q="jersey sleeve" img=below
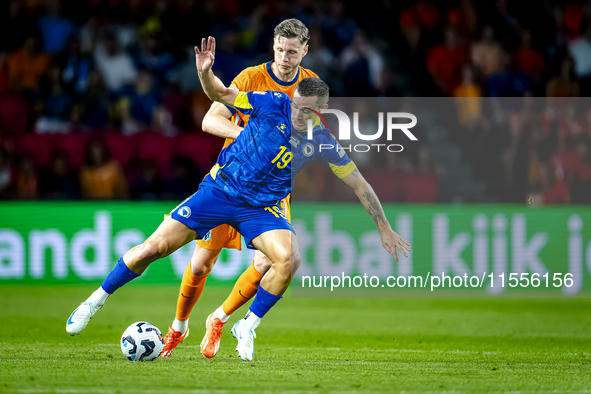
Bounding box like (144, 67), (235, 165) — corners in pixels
(232, 91), (287, 118)
(224, 69), (253, 115)
(320, 134), (357, 179)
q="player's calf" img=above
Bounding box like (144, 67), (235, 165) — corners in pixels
(124, 236), (169, 273)
(230, 232), (300, 359)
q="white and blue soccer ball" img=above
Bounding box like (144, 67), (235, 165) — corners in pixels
(120, 321), (164, 362)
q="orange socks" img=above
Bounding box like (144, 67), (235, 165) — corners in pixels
(175, 264), (208, 321)
(175, 260), (263, 322)
(222, 261), (264, 315)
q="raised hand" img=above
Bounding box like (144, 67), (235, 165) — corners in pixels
(194, 36), (216, 72)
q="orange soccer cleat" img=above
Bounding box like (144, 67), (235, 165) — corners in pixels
(200, 313), (226, 358)
(160, 325), (189, 357)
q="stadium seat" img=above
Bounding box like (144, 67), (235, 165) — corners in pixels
(103, 133), (135, 169)
(54, 134), (89, 168)
(175, 134), (222, 172)
(135, 131), (175, 173)
(16, 134), (56, 167)
(0, 94), (28, 135)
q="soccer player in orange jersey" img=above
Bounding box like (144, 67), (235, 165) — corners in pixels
(161, 19), (318, 358)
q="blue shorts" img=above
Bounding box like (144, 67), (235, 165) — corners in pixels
(170, 186), (292, 250)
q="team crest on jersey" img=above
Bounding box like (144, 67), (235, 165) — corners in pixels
(303, 143), (314, 157)
(203, 230), (212, 242)
(178, 206), (192, 218)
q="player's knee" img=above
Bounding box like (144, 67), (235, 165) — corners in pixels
(253, 254), (272, 274)
(271, 247), (299, 278)
(190, 247), (220, 276)
(139, 236), (168, 262)
(191, 259), (215, 276)
(191, 265), (212, 276)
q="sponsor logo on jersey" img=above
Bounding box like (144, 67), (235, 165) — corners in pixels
(276, 123), (287, 133)
(203, 230), (212, 241)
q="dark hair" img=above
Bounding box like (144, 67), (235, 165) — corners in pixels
(274, 19), (310, 45)
(296, 77), (329, 106)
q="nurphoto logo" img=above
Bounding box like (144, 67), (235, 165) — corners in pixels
(306, 108), (418, 153)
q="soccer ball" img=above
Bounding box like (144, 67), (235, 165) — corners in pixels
(120, 321), (164, 362)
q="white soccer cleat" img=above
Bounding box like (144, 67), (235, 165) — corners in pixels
(231, 320), (256, 361)
(66, 301), (102, 336)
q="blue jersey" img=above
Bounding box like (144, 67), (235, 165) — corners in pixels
(290, 125), (356, 180)
(201, 91), (356, 207)
(202, 91), (293, 207)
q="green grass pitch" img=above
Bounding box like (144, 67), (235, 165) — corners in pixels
(0, 284), (590, 393)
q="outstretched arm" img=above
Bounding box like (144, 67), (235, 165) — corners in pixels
(195, 37), (239, 107)
(341, 168), (411, 262)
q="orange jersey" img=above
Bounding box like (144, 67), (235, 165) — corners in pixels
(220, 61), (318, 149)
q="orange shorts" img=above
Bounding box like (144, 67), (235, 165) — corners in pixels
(196, 195), (291, 251)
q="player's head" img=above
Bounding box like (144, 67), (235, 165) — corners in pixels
(291, 77), (329, 131)
(273, 19), (310, 74)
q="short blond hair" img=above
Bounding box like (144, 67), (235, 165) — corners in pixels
(274, 19), (310, 45)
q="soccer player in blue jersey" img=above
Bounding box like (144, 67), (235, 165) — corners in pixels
(66, 36), (302, 337)
(198, 44), (411, 360)
(66, 37), (410, 359)
(226, 87), (411, 360)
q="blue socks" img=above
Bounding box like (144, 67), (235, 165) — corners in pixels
(249, 286), (282, 318)
(101, 258), (141, 294)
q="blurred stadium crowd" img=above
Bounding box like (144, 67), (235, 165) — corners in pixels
(0, 0), (589, 204)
